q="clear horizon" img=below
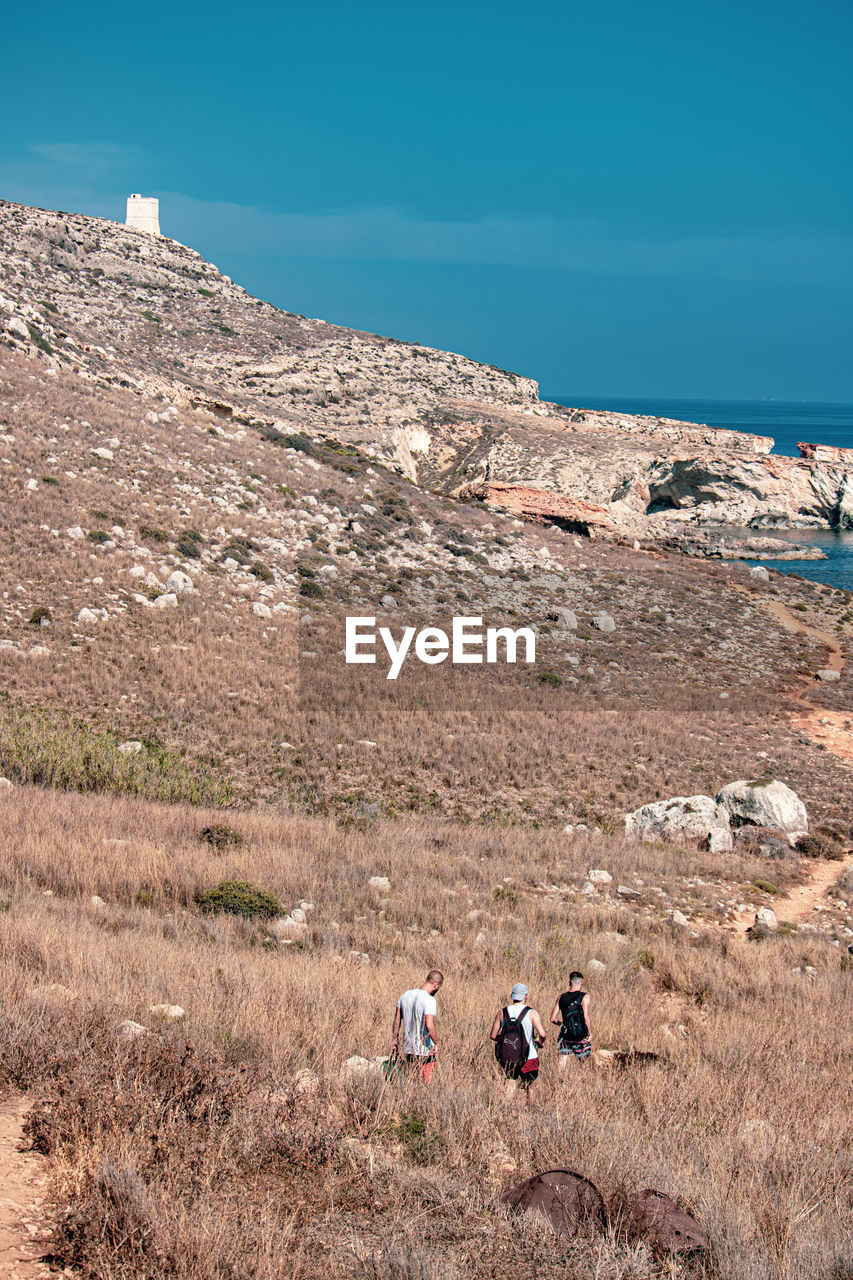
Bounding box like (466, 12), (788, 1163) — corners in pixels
(2, 0), (851, 402)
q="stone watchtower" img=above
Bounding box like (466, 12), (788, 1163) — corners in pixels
(126, 194), (160, 235)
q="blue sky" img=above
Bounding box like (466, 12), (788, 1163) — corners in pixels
(2, 0), (851, 401)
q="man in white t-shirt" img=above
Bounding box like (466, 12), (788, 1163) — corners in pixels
(391, 970), (443, 1082)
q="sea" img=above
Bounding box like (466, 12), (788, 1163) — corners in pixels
(548, 396), (853, 591)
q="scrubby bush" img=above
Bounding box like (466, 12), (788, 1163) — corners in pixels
(299, 581), (324, 599)
(199, 824), (244, 851)
(796, 833), (845, 860)
(195, 880), (280, 918)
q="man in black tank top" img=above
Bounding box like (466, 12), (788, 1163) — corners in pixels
(550, 971), (591, 1070)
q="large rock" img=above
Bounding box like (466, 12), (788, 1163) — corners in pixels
(625, 795), (733, 852)
(500, 1170), (607, 1238)
(165, 569), (194, 594)
(626, 1189), (707, 1256)
(716, 780), (808, 838)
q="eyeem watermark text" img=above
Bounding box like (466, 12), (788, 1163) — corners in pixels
(345, 616), (536, 680)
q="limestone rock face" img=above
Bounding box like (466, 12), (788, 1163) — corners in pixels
(716, 780), (808, 838)
(625, 795), (733, 852)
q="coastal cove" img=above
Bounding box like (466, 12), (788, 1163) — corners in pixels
(551, 396), (853, 589)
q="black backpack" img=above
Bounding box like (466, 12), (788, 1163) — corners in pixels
(495, 1006), (530, 1068)
(561, 993), (587, 1042)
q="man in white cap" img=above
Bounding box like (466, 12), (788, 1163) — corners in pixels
(490, 982), (547, 1105)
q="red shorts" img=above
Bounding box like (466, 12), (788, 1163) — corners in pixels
(405, 1053), (436, 1082)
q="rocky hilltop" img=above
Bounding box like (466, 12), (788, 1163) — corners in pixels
(1, 198), (851, 554)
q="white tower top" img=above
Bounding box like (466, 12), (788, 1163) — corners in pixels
(126, 194), (160, 235)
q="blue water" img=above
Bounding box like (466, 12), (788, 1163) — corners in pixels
(547, 395), (853, 591)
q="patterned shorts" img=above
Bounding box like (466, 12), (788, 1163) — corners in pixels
(559, 1037), (592, 1058)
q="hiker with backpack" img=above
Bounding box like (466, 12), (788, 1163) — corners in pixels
(391, 970), (443, 1082)
(490, 983), (547, 1104)
(550, 971), (592, 1068)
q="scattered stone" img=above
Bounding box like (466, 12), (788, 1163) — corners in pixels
(149, 1004), (185, 1020)
(587, 869), (612, 884)
(755, 906), (778, 930)
(252, 601), (273, 618)
(67, 525), (85, 540)
(0, 777), (12, 791)
(671, 910), (690, 928)
(117, 1019), (152, 1041)
(617, 884), (642, 899)
(118, 740), (143, 754)
(348, 950), (370, 964)
(290, 907), (307, 923)
(92, 446), (114, 461)
(5, 314), (30, 339)
(268, 915), (307, 941)
(76, 607), (99, 623)
(380, 595), (397, 608)
(625, 795), (732, 852)
(716, 779), (808, 838)
(554, 607), (578, 630)
(340, 1055), (380, 1079)
(749, 566), (770, 581)
(816, 668), (840, 682)
(293, 1067), (320, 1096)
(90, 895), (106, 907)
(153, 592), (179, 609)
(501, 1170), (607, 1238)
(368, 875), (390, 892)
(592, 612), (616, 632)
(588, 959), (606, 973)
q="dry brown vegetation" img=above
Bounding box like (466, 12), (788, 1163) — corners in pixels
(0, 786), (852, 1279)
(2, 211), (853, 1279)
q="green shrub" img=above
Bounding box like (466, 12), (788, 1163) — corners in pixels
(537, 671), (563, 687)
(199, 824), (244, 851)
(141, 311), (161, 324)
(249, 562), (273, 582)
(196, 880), (280, 919)
(41, 476), (60, 486)
(28, 607), (52, 627)
(299, 581), (324, 599)
(139, 525), (170, 544)
(197, 287), (215, 297)
(87, 530), (111, 545)
(296, 565), (316, 579)
(176, 531), (203, 559)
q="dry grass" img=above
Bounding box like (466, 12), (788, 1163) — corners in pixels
(0, 785), (851, 1279)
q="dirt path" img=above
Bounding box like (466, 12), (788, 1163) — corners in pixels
(0, 1096), (53, 1280)
(757, 597), (853, 763)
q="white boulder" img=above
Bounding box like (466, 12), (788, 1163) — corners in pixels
(587, 869), (612, 884)
(153, 592), (178, 609)
(716, 779), (808, 838)
(164, 570), (194, 595)
(625, 795), (733, 852)
(76, 608), (99, 624)
(554, 607), (578, 630)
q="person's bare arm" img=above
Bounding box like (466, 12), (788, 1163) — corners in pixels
(424, 1013), (438, 1051)
(391, 1004), (401, 1052)
(489, 1009), (503, 1041)
(549, 999), (562, 1026)
(530, 1009), (547, 1046)
(582, 993), (591, 1037)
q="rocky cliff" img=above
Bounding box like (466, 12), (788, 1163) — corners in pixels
(1, 198), (850, 550)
